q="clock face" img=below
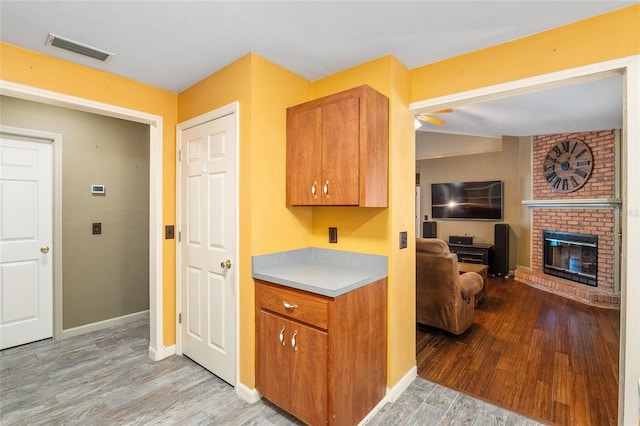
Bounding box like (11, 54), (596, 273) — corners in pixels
(543, 139), (593, 193)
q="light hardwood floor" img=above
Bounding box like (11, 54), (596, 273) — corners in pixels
(1, 318), (542, 425)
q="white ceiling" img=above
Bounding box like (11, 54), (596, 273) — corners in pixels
(414, 75), (623, 137)
(0, 1), (634, 137)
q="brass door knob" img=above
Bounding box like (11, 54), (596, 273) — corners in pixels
(40, 246), (50, 254)
(220, 259), (232, 269)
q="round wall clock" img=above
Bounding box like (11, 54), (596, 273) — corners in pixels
(542, 138), (593, 193)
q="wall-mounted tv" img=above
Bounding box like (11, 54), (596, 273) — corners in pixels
(431, 180), (504, 220)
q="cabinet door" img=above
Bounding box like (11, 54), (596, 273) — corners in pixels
(257, 310), (291, 412)
(321, 96), (360, 205)
(289, 322), (328, 426)
(286, 106), (322, 206)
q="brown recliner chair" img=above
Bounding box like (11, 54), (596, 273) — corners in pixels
(416, 238), (484, 335)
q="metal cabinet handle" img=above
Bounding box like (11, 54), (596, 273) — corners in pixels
(279, 325), (286, 346)
(323, 180), (330, 199)
(282, 302), (298, 310)
(311, 181), (318, 199)
(291, 330), (298, 352)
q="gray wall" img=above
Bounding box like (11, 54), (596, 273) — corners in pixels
(1, 96), (150, 329)
(416, 133), (531, 270)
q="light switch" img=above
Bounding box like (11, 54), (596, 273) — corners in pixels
(399, 231), (408, 249)
(165, 225), (175, 240)
(92, 222), (102, 235)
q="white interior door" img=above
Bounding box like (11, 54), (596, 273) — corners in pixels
(180, 113), (237, 385)
(0, 135), (53, 350)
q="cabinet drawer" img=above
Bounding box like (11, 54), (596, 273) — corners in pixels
(256, 281), (329, 330)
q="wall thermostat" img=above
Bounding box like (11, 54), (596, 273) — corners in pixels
(91, 184), (106, 195)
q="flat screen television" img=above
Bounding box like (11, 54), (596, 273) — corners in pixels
(431, 180), (503, 220)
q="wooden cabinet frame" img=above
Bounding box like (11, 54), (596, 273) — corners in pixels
(286, 85), (389, 207)
(256, 278), (387, 425)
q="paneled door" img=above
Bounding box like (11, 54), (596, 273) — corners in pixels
(179, 113), (237, 385)
(0, 135), (53, 350)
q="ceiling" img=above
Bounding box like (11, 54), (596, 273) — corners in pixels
(0, 1), (635, 137)
(414, 75), (623, 138)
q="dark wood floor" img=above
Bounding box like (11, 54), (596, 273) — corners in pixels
(417, 275), (620, 426)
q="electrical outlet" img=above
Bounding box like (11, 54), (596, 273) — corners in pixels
(329, 227), (338, 244)
(399, 231), (408, 249)
(165, 225), (175, 239)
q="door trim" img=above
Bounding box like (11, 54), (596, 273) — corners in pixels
(409, 54), (640, 425)
(0, 80), (165, 360)
(175, 102), (240, 382)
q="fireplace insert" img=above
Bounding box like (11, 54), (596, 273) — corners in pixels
(543, 230), (597, 287)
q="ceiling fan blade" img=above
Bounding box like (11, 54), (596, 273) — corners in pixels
(425, 108), (453, 114)
(416, 115), (446, 126)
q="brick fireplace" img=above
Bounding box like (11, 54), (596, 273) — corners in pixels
(515, 130), (621, 309)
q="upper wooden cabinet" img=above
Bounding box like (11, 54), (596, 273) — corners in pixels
(286, 85), (389, 207)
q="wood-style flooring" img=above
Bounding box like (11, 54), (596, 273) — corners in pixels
(0, 317), (543, 425)
(417, 276), (620, 426)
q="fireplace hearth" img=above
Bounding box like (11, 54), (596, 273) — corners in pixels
(543, 230), (598, 287)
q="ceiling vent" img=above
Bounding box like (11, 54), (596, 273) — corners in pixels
(45, 33), (113, 62)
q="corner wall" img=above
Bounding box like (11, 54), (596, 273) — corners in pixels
(178, 53), (312, 387)
(310, 55), (416, 388)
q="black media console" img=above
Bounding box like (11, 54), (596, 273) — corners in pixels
(449, 243), (494, 272)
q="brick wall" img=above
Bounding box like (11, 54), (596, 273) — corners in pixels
(533, 130), (616, 199)
(531, 209), (616, 292)
(530, 130), (617, 294)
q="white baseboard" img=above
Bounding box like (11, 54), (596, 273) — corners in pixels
(236, 382), (261, 404)
(358, 392), (390, 425)
(148, 345), (163, 361)
(148, 343), (175, 361)
(60, 310), (149, 340)
(358, 365), (417, 425)
(164, 344), (176, 356)
(386, 365), (417, 403)
(233, 366), (417, 423)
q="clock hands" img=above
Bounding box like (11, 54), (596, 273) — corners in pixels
(543, 139), (593, 193)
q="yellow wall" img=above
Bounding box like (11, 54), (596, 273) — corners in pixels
(309, 55), (415, 386)
(0, 42), (179, 345)
(179, 53), (416, 389)
(410, 4), (640, 101)
(178, 53), (312, 386)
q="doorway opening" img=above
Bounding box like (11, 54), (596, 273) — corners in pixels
(0, 80), (165, 360)
(410, 56), (639, 423)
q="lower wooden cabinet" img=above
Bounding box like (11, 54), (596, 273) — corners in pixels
(256, 278), (387, 426)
